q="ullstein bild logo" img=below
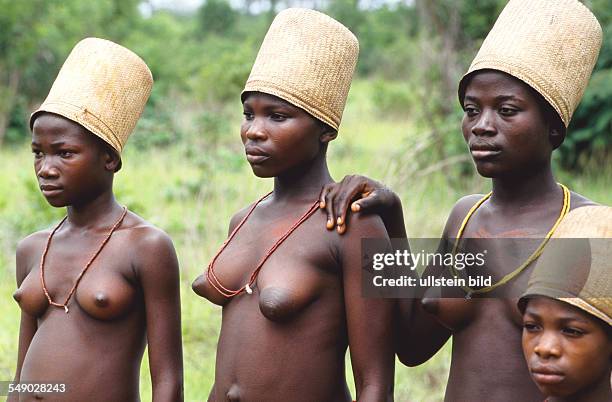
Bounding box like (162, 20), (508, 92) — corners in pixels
(361, 237), (612, 299)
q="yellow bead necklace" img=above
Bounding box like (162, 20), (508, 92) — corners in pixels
(451, 183), (570, 299)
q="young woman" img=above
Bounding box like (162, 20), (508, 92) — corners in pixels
(318, 0), (603, 401)
(192, 9), (395, 402)
(519, 206), (611, 402)
(11, 38), (183, 402)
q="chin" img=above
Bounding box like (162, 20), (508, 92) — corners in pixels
(249, 164), (275, 178)
(43, 196), (68, 208)
(474, 165), (497, 178)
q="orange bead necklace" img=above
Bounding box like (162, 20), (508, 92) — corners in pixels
(40, 207), (128, 313)
(206, 191), (320, 298)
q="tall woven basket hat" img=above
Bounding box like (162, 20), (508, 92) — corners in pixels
(242, 8), (359, 131)
(459, 0), (602, 127)
(30, 37), (153, 155)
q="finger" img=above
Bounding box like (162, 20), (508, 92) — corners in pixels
(336, 225), (344, 234)
(335, 178), (367, 227)
(320, 184), (333, 209)
(350, 190), (381, 213)
(323, 187), (336, 230)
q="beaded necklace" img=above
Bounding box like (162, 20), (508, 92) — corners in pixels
(206, 191), (321, 298)
(40, 207), (128, 313)
(451, 183), (570, 299)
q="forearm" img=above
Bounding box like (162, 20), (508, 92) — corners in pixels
(152, 376), (183, 402)
(356, 382), (394, 402)
(395, 300), (451, 366)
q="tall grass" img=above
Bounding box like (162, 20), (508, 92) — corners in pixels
(0, 80), (609, 401)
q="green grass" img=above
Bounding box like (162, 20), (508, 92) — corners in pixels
(0, 80), (609, 401)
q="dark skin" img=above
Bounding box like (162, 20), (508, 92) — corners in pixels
(523, 297), (611, 402)
(11, 113), (183, 402)
(319, 71), (597, 401)
(192, 92), (395, 402)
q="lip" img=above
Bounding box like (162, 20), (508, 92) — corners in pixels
(530, 367), (565, 385)
(40, 184), (63, 197)
(469, 143), (502, 160)
(245, 146), (271, 165)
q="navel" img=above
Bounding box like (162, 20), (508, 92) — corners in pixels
(226, 383), (241, 402)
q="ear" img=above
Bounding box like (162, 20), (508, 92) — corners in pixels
(104, 149), (122, 172)
(549, 126), (566, 150)
(320, 130), (338, 144)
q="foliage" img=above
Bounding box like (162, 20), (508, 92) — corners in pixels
(562, 0), (612, 169)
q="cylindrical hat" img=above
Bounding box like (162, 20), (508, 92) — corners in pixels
(30, 37), (153, 154)
(242, 8), (359, 131)
(519, 206), (612, 325)
(458, 0), (602, 127)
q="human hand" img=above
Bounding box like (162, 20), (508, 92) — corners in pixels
(319, 175), (397, 234)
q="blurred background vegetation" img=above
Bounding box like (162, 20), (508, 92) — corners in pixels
(0, 0), (610, 401)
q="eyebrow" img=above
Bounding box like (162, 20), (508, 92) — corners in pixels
(524, 311), (590, 325)
(30, 141), (69, 148)
(464, 95), (524, 103)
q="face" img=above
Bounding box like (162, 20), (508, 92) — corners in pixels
(461, 70), (558, 178)
(240, 93), (335, 178)
(522, 297), (611, 398)
(31, 113), (118, 207)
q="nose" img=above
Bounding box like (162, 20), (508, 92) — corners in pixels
(471, 109), (497, 136)
(36, 156), (59, 179)
(244, 117), (267, 141)
(533, 331), (561, 359)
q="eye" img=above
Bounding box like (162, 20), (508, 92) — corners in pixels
(464, 106), (479, 117)
(499, 106), (518, 116)
(561, 327), (585, 337)
(243, 111), (254, 120)
(270, 113), (287, 121)
(523, 322), (540, 332)
(32, 150), (43, 159)
(59, 150), (74, 158)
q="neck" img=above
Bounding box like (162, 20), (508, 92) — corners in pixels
(273, 151), (333, 203)
(65, 190), (122, 229)
(490, 165), (559, 207)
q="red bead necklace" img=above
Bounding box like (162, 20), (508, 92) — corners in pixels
(206, 191), (321, 298)
(40, 207), (128, 313)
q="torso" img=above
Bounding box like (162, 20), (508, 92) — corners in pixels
(13, 213), (158, 402)
(424, 191), (595, 402)
(195, 198), (352, 402)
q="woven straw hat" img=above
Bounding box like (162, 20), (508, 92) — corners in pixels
(459, 0), (602, 127)
(519, 206), (612, 326)
(31, 37), (153, 154)
(242, 8), (359, 131)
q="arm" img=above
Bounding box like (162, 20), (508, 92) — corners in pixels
(137, 229), (184, 402)
(9, 239), (39, 402)
(342, 214), (395, 402)
(395, 195), (484, 366)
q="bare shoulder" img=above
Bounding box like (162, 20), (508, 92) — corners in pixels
(228, 201), (257, 234)
(443, 194), (487, 238)
(342, 213), (388, 240)
(122, 211), (175, 253)
(16, 230), (52, 282)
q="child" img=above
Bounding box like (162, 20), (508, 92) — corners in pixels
(520, 206), (611, 402)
